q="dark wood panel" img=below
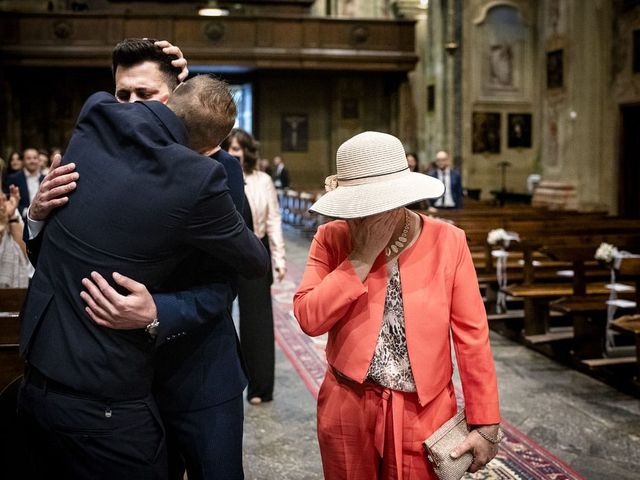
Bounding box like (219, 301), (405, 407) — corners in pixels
(0, 13), (417, 72)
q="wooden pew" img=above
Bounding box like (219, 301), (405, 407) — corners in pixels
(0, 288), (27, 477)
(499, 235), (639, 337)
(544, 246), (635, 361)
(610, 257), (640, 379)
(0, 288), (26, 392)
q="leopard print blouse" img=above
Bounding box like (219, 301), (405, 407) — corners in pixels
(366, 258), (417, 392)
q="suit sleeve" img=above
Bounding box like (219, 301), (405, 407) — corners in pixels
(293, 226), (367, 336)
(152, 281), (235, 345)
(449, 228), (500, 424)
(24, 223), (44, 266)
(185, 161), (269, 278)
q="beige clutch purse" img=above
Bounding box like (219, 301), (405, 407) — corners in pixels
(423, 409), (472, 480)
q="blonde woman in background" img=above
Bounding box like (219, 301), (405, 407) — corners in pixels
(223, 128), (286, 405)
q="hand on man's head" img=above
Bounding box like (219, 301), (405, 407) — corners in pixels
(154, 40), (189, 82)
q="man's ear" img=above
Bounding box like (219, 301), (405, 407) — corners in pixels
(160, 91), (171, 104)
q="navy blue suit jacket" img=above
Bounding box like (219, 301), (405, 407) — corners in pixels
(427, 168), (464, 209)
(20, 92), (269, 400)
(3, 170), (44, 217)
(152, 149), (250, 411)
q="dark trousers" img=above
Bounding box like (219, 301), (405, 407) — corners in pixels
(18, 371), (167, 480)
(237, 237), (275, 401)
(165, 393), (244, 480)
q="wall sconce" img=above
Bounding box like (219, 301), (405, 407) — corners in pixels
(445, 41), (458, 55)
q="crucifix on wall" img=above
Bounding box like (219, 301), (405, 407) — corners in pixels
(281, 114), (308, 152)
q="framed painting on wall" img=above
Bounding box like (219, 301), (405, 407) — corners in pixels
(281, 113), (308, 152)
(546, 49), (564, 89)
(507, 113), (532, 148)
(472, 112), (501, 154)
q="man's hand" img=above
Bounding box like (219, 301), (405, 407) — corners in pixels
(450, 425), (501, 473)
(29, 154), (79, 221)
(155, 40), (189, 82)
(80, 271), (158, 330)
(275, 266), (286, 282)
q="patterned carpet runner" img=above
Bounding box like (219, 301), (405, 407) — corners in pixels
(272, 259), (584, 480)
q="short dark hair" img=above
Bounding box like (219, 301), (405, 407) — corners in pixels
(112, 38), (181, 90)
(222, 128), (258, 174)
(167, 75), (237, 152)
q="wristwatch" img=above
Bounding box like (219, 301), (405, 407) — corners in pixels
(145, 318), (160, 338)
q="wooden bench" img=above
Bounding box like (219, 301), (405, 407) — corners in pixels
(611, 315), (640, 379)
(546, 248), (638, 363)
(0, 288), (26, 393)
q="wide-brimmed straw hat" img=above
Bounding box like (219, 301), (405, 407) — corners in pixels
(310, 131), (445, 219)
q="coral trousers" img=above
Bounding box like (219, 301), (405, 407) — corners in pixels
(317, 368), (457, 480)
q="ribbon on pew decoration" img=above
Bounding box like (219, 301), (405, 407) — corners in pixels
(603, 251), (640, 356)
(487, 229), (520, 314)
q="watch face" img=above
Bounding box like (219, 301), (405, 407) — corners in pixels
(146, 319), (159, 337)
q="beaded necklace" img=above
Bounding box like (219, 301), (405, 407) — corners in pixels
(385, 210), (410, 257)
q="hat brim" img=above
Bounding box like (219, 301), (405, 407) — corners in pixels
(309, 172), (445, 219)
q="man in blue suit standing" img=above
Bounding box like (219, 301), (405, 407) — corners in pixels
(24, 39), (253, 480)
(2, 148), (44, 218)
(427, 150), (464, 209)
(19, 72), (269, 479)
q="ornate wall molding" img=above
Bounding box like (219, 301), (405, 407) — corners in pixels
(0, 12), (417, 72)
(473, 0), (532, 26)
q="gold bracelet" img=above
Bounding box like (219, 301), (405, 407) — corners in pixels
(475, 427), (504, 444)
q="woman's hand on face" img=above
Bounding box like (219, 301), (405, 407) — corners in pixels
(347, 211), (399, 264)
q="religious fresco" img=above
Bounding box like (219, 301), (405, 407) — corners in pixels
(473, 3), (532, 103)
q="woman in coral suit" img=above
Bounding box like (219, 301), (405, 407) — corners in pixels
(294, 131), (501, 479)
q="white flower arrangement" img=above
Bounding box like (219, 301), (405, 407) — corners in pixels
(487, 228), (520, 246)
(595, 242), (619, 264)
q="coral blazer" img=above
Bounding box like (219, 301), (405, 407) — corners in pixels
(293, 214), (500, 424)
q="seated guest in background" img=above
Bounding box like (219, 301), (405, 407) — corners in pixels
(258, 157), (273, 176)
(427, 150), (464, 209)
(49, 147), (62, 161)
(24, 39), (254, 480)
(294, 131), (501, 479)
(6, 151), (23, 178)
(223, 128), (286, 405)
(273, 154), (290, 190)
(3, 148), (44, 218)
(405, 151), (426, 209)
(38, 150), (51, 175)
(406, 151), (419, 172)
(18, 74), (269, 478)
(0, 185), (30, 288)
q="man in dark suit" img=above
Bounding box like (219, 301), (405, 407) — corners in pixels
(2, 148), (44, 218)
(427, 150), (464, 209)
(24, 39), (252, 480)
(273, 154), (290, 189)
(18, 75), (269, 479)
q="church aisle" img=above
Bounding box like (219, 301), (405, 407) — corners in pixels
(241, 229), (640, 479)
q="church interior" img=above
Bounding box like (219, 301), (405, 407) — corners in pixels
(0, 1), (639, 479)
